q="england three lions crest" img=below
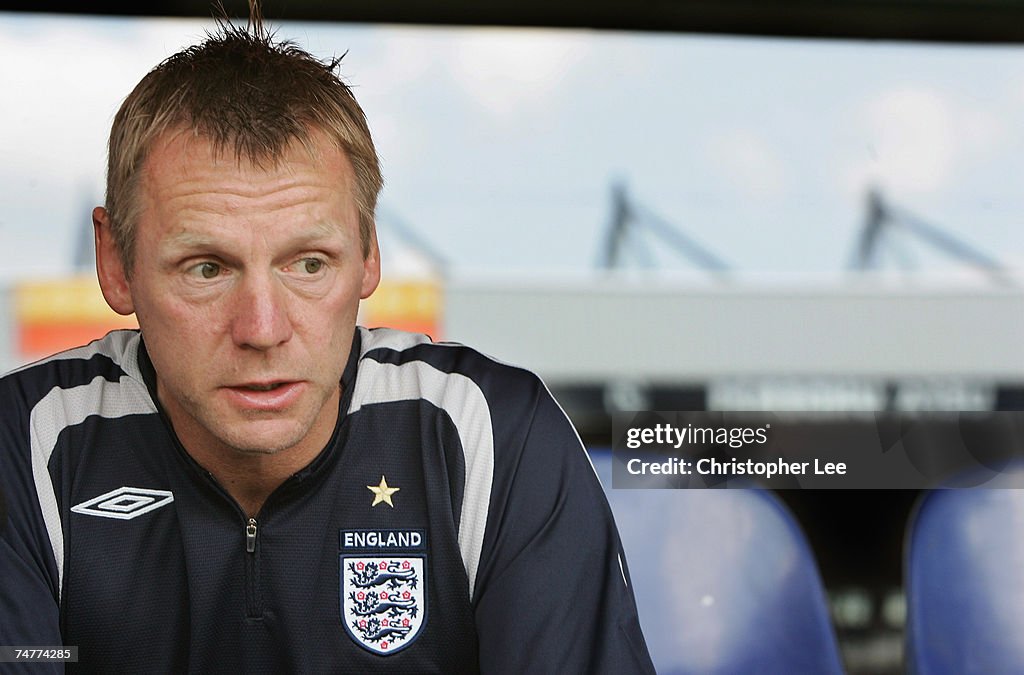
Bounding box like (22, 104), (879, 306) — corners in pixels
(341, 555), (426, 655)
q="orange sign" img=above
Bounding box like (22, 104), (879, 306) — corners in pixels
(358, 280), (441, 339)
(15, 276), (137, 359)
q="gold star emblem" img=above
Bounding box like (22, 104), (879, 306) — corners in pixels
(367, 475), (400, 508)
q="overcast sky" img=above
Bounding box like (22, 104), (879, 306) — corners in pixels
(2, 12), (1024, 282)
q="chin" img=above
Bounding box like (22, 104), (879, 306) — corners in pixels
(218, 420), (311, 456)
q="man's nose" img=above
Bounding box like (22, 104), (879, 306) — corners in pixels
(229, 271), (293, 350)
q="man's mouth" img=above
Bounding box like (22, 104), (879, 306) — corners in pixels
(223, 380), (305, 411)
(241, 382), (288, 391)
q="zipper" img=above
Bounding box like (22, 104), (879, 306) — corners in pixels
(244, 517), (262, 617)
(246, 518), (258, 553)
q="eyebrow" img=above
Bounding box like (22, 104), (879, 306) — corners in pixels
(164, 230), (218, 251)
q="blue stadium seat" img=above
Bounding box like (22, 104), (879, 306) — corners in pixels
(906, 488), (1024, 674)
(588, 449), (844, 675)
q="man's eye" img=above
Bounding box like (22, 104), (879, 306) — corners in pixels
(191, 262), (221, 279)
(301, 258), (324, 274)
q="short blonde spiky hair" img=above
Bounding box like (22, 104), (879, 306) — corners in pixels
(105, 14), (382, 271)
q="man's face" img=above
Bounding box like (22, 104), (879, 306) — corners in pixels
(95, 129), (379, 460)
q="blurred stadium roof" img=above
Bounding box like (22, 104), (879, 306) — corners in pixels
(7, 0), (1024, 43)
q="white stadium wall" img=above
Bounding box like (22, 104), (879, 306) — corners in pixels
(443, 277), (1024, 395)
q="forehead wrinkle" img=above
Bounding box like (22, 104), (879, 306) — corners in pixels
(162, 214), (347, 252)
(141, 168), (345, 239)
(137, 131), (360, 257)
(151, 170), (334, 208)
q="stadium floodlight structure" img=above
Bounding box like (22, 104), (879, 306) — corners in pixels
(598, 181), (730, 278)
(849, 187), (1012, 286)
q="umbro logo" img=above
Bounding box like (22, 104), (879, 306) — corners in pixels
(71, 487), (174, 520)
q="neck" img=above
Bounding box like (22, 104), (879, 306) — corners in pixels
(203, 450), (309, 517)
(169, 405), (340, 518)
(182, 413), (338, 517)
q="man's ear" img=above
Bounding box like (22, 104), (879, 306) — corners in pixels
(93, 207), (135, 316)
(360, 227), (381, 300)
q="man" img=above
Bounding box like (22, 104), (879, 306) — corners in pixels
(0, 12), (654, 674)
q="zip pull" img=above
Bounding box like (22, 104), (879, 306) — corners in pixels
(246, 518), (258, 553)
